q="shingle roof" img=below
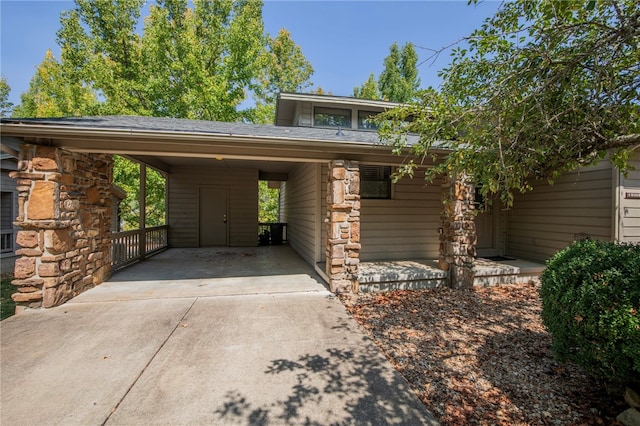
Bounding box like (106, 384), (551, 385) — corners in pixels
(1, 115), (441, 149)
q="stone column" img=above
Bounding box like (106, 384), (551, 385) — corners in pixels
(325, 160), (361, 293)
(438, 172), (476, 288)
(10, 145), (113, 311)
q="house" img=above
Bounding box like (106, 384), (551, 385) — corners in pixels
(0, 92), (638, 310)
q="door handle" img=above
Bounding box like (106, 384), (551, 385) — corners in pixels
(223, 214), (227, 223)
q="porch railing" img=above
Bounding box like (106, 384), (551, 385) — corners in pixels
(111, 225), (168, 271)
(1, 229), (14, 254)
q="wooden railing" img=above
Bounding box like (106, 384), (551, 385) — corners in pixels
(111, 225), (168, 271)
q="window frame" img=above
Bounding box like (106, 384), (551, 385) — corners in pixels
(359, 165), (392, 200)
(357, 110), (380, 130)
(313, 106), (352, 128)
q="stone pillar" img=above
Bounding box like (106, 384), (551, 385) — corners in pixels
(325, 160), (361, 293)
(10, 145), (113, 311)
(438, 172), (476, 288)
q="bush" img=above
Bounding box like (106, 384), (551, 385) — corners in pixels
(540, 239), (640, 385)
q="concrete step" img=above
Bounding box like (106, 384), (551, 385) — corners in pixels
(357, 260), (448, 293)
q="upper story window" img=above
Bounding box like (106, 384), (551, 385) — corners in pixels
(357, 110), (380, 130)
(360, 165), (392, 199)
(314, 107), (351, 128)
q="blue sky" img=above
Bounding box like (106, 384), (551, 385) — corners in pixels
(0, 0), (501, 108)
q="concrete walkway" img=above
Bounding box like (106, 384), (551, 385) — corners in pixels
(1, 246), (438, 425)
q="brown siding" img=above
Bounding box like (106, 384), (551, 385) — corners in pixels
(359, 170), (442, 261)
(507, 161), (613, 262)
(281, 163), (320, 265)
(168, 167), (258, 247)
(618, 151), (640, 242)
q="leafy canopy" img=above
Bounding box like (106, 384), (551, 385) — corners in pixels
(379, 0), (640, 206)
(14, 0), (313, 123)
(353, 42), (420, 102)
(0, 76), (14, 118)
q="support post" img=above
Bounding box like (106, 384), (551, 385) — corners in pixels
(325, 160), (361, 293)
(439, 172), (477, 288)
(10, 145), (113, 311)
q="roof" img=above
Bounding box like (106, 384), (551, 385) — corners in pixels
(0, 115), (402, 145)
(0, 115), (450, 169)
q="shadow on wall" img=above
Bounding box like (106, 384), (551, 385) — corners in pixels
(214, 346), (438, 425)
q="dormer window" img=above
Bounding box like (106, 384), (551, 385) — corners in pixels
(358, 110), (380, 130)
(314, 107), (351, 128)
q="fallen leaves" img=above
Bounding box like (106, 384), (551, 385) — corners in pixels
(341, 281), (625, 425)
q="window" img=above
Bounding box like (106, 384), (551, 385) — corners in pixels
(314, 107), (351, 128)
(1, 192), (15, 253)
(357, 110), (380, 130)
(360, 166), (391, 199)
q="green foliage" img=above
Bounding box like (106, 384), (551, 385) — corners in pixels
(112, 155), (166, 230)
(258, 181), (279, 223)
(248, 28), (314, 124)
(353, 73), (380, 100)
(12, 50), (100, 117)
(0, 76), (13, 117)
(378, 42), (420, 102)
(1, 274), (16, 320)
(540, 240), (640, 384)
(378, 0), (640, 206)
(16, 0), (313, 122)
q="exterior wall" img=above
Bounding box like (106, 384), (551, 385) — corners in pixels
(616, 151), (640, 243)
(360, 170), (442, 261)
(296, 102), (312, 127)
(168, 166), (258, 247)
(507, 161), (613, 262)
(1, 166), (19, 271)
(11, 145), (113, 309)
(279, 162), (320, 265)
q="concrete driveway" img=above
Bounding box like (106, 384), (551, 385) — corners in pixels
(1, 246), (438, 425)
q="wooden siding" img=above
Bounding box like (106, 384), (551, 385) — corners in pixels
(618, 151), (640, 242)
(296, 102), (312, 127)
(168, 167), (258, 247)
(507, 162), (613, 262)
(280, 163), (320, 265)
(359, 170), (442, 261)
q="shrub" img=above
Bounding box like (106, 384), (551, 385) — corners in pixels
(540, 239), (640, 385)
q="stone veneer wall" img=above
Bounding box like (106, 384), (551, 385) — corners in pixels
(10, 145), (113, 311)
(439, 173), (476, 288)
(325, 160), (361, 293)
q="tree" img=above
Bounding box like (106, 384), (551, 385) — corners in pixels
(0, 76), (13, 117)
(248, 28), (314, 124)
(16, 0), (313, 122)
(258, 181), (279, 223)
(377, 42), (420, 102)
(13, 50), (99, 117)
(379, 0), (640, 206)
(353, 73), (380, 100)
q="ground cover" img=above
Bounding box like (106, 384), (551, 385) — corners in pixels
(341, 282), (625, 425)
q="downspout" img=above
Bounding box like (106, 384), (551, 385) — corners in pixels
(612, 165), (621, 242)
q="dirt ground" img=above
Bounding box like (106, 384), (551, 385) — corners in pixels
(340, 282), (626, 425)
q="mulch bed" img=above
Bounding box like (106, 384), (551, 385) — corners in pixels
(340, 281), (626, 425)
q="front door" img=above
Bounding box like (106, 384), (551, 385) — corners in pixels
(475, 209), (495, 255)
(199, 187), (228, 246)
